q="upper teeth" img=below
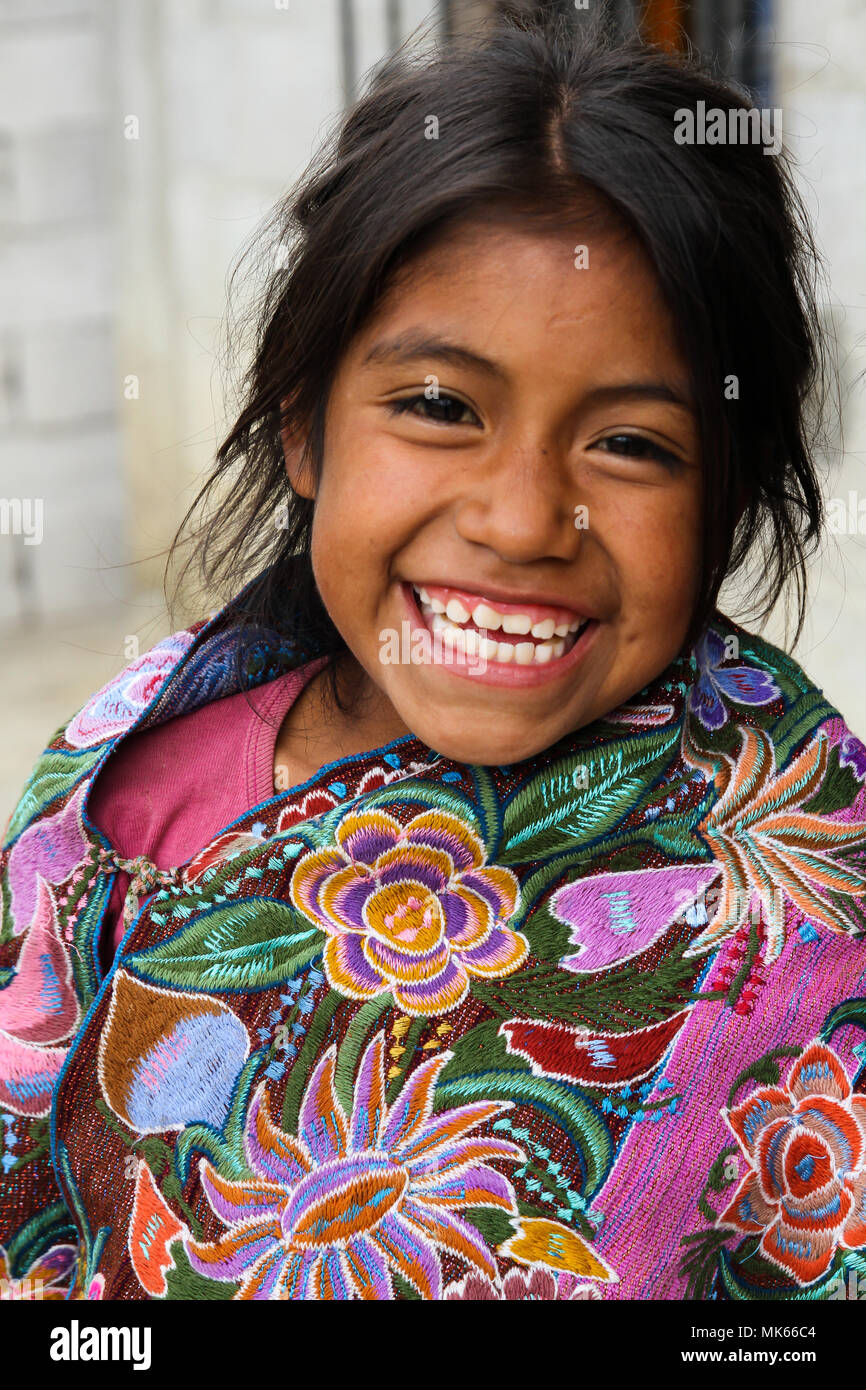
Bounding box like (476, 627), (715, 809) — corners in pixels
(423, 587), (581, 638)
(413, 585), (587, 665)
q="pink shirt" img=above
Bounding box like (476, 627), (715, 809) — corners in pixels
(87, 659), (326, 973)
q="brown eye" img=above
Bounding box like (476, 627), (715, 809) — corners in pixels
(595, 434), (680, 467)
(388, 394), (480, 426)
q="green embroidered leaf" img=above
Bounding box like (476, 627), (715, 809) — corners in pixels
(500, 726), (680, 862)
(462, 1207), (515, 1250)
(2, 744), (104, 847)
(725, 1045), (800, 1110)
(801, 745), (862, 818)
(520, 895), (573, 963)
(819, 996), (866, 1045)
(771, 691), (836, 769)
(162, 1241), (238, 1301)
(69, 870), (111, 1004)
(472, 935), (701, 1031)
(124, 898), (324, 993)
(716, 1242), (829, 1301)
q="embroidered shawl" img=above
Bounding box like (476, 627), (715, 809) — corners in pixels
(2, 587), (866, 1302)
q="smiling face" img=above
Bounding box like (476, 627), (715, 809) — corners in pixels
(282, 214), (703, 766)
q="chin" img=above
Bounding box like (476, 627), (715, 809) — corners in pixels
(414, 717), (577, 767)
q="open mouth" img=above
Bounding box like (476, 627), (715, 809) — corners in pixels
(409, 583), (591, 667)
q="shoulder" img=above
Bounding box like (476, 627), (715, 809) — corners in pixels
(693, 612), (864, 755)
(1, 626), (204, 858)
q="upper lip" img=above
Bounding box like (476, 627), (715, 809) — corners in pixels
(406, 579), (595, 621)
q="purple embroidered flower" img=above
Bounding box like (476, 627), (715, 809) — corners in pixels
(839, 733), (866, 783)
(185, 1032), (523, 1299)
(689, 630), (780, 731)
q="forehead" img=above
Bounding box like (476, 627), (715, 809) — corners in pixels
(349, 216), (685, 381)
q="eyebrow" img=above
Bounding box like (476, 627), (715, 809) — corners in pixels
(360, 330), (692, 410)
(361, 331), (508, 381)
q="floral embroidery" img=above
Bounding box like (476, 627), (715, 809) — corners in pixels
(64, 631), (195, 748)
(4, 599), (866, 1304)
(551, 863), (720, 973)
(717, 1040), (866, 1285)
(185, 1032), (524, 1299)
(6, 782), (89, 932)
(97, 972), (249, 1134)
(0, 878), (80, 1117)
(289, 808), (526, 1016)
(684, 726), (866, 961)
(689, 629), (780, 731)
(0, 1241), (76, 1299)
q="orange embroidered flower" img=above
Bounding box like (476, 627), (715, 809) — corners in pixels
(718, 1041), (866, 1285)
(289, 807), (526, 1015)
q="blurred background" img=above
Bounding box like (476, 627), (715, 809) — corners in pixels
(1, 0), (864, 812)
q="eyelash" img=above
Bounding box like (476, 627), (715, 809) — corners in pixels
(594, 434), (681, 468)
(386, 395), (681, 467)
(387, 393), (479, 426)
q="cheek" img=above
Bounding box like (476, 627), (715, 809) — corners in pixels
(609, 492), (702, 615)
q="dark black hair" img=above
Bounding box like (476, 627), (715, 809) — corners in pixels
(166, 7), (829, 711)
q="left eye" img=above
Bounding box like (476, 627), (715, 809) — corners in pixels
(595, 434), (679, 466)
(387, 394), (480, 426)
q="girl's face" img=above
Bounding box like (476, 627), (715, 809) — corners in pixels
(284, 217), (702, 765)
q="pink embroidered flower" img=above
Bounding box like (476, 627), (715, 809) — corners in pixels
(65, 631), (195, 748)
(289, 807), (526, 1016)
(0, 877), (80, 1117)
(718, 1040), (866, 1285)
(185, 1032), (523, 1299)
(445, 1268), (602, 1300)
(6, 782), (89, 932)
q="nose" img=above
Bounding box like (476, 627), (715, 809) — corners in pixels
(453, 441), (582, 564)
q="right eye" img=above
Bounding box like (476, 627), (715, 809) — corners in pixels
(387, 393), (481, 427)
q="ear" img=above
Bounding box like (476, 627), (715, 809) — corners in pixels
(280, 398), (316, 501)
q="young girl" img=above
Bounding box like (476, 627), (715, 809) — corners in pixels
(2, 13), (865, 1304)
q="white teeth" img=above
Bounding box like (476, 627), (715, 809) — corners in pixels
(501, 612), (532, 635)
(417, 588), (585, 665)
(472, 602), (502, 631)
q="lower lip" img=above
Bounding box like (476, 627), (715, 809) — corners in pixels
(398, 582), (599, 689)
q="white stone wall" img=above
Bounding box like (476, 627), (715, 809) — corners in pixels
(749, 0), (866, 734)
(0, 0), (127, 626)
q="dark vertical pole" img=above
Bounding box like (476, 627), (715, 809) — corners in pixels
(438, 0), (454, 44)
(339, 0), (357, 106)
(386, 0), (402, 50)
